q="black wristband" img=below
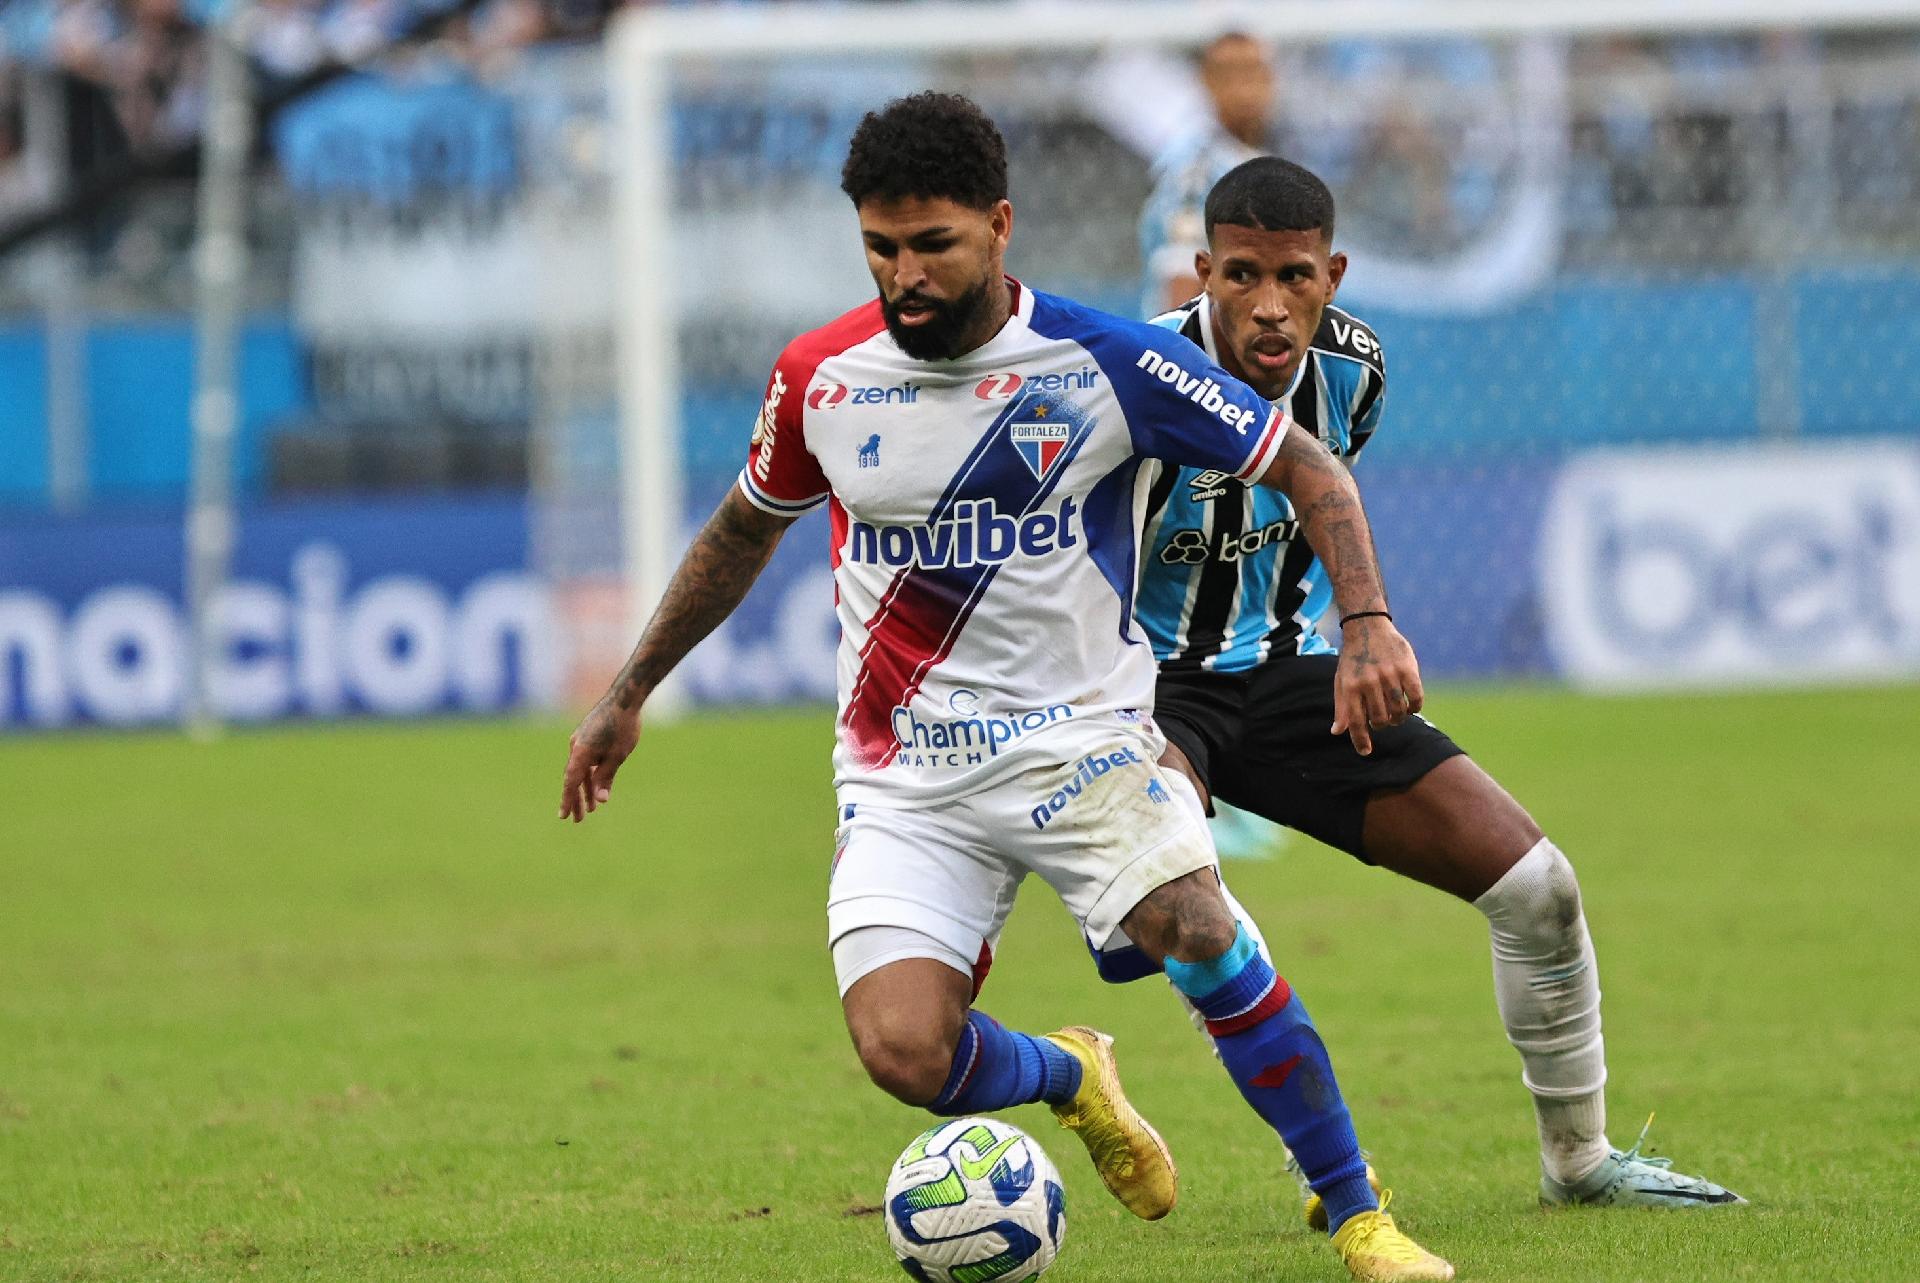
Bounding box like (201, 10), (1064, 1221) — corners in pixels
(1339, 610), (1393, 627)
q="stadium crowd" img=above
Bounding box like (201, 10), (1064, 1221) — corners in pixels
(0, 2), (1916, 295)
(0, 0), (631, 186)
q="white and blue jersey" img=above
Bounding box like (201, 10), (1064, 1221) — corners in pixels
(1135, 294), (1387, 672)
(738, 278), (1290, 805)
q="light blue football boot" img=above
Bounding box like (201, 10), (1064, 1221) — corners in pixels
(1540, 1116), (1746, 1209)
(1209, 801), (1286, 862)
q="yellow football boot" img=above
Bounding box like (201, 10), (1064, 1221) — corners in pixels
(1329, 1191), (1455, 1282)
(1043, 1026), (1178, 1220)
(1302, 1159), (1383, 1232)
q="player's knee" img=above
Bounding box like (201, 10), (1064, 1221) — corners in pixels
(852, 1021), (957, 1107)
(1124, 870), (1240, 964)
(1159, 892), (1240, 965)
(1479, 838), (1586, 943)
(1534, 843), (1584, 933)
(1167, 909), (1240, 964)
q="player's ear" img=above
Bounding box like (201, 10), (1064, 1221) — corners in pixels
(1194, 250), (1213, 288)
(989, 199), (1013, 253)
(1325, 250), (1348, 299)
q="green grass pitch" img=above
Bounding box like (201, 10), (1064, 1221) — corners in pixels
(2, 684), (1917, 1282)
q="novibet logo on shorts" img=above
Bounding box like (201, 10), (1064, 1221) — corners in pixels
(1030, 746), (1147, 830)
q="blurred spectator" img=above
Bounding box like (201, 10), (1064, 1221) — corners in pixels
(249, 0), (328, 80)
(1136, 30), (1271, 317)
(325, 0), (407, 64)
(0, 59), (28, 218)
(1339, 98), (1456, 255)
(53, 0), (204, 156)
(1286, 37), (1503, 257)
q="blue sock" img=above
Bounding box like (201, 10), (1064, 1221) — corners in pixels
(931, 1011), (1083, 1115)
(1165, 925), (1376, 1234)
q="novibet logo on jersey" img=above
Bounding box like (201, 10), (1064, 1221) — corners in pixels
(1134, 348), (1261, 433)
(846, 497), (1081, 569)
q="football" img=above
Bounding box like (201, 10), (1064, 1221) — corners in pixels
(884, 1118), (1067, 1282)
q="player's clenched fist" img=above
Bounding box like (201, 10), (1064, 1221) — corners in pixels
(1329, 616), (1424, 757)
(558, 695), (640, 822)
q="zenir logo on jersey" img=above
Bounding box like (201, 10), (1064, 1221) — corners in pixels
(810, 380), (919, 410)
(1187, 470), (1237, 502)
(978, 369), (1099, 400)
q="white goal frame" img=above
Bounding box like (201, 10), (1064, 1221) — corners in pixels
(603, 0), (1920, 718)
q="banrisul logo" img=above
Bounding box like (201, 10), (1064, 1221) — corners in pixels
(847, 497), (1079, 569)
(1134, 348), (1261, 434)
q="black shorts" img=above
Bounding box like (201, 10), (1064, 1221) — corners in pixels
(1153, 653), (1465, 863)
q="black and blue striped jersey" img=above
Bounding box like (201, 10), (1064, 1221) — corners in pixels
(1136, 295), (1387, 672)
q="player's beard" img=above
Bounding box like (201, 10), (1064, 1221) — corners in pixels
(882, 277), (994, 361)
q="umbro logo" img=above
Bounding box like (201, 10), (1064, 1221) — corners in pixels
(1188, 470), (1237, 502)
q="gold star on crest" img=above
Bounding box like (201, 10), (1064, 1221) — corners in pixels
(1032, 404), (1050, 418)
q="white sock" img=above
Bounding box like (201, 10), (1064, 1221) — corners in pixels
(1474, 837), (1612, 1184)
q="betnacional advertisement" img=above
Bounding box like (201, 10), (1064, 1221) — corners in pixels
(1537, 443), (1920, 690)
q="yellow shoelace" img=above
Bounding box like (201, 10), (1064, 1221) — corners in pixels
(1344, 1192), (1430, 1263)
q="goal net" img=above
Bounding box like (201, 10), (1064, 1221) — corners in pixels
(531, 0), (1920, 709)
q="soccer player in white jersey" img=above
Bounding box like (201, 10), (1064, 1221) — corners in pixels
(559, 95), (1454, 1281)
(1129, 155), (1742, 1212)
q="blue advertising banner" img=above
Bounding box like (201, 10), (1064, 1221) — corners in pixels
(1, 496), (553, 729)
(9, 443), (1910, 732)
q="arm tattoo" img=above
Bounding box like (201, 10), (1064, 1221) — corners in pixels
(612, 489), (793, 707)
(1268, 426), (1389, 623)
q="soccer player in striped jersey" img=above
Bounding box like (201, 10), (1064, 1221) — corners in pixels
(1130, 156), (1743, 1211)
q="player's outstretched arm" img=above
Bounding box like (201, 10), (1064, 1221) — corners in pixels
(1253, 423), (1423, 756)
(558, 488), (796, 822)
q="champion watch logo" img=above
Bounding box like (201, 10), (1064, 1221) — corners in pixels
(1010, 406), (1070, 480)
(975, 373), (1024, 400)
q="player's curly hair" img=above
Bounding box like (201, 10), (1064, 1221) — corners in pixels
(1205, 156), (1336, 242)
(840, 92), (1009, 211)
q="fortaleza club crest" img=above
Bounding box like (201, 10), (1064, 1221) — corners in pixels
(1009, 410), (1070, 480)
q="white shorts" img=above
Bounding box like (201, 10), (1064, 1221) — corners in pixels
(827, 720), (1216, 995)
